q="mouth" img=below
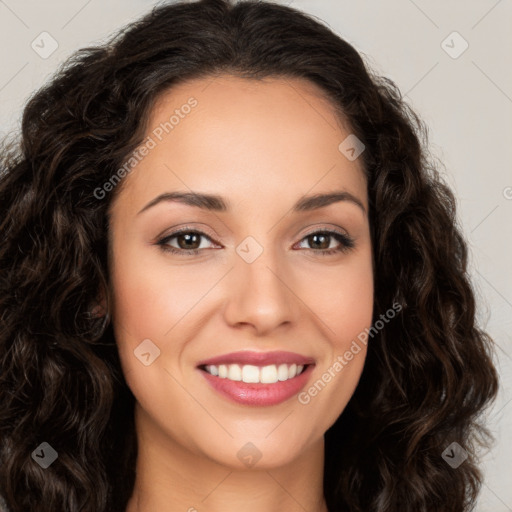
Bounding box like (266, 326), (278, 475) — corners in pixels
(196, 351), (315, 406)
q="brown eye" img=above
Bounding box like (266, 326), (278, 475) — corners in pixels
(307, 233), (330, 250)
(175, 232), (202, 250)
(157, 229), (217, 255)
(296, 230), (355, 256)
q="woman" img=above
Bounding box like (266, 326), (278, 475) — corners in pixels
(0, 0), (499, 510)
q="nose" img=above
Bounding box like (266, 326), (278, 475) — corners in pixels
(222, 246), (299, 336)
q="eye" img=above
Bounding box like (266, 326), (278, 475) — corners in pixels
(156, 228), (217, 255)
(155, 227), (355, 256)
(294, 230), (355, 256)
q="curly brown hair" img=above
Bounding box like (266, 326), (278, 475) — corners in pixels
(0, 0), (499, 511)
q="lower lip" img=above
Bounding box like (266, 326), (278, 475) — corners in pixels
(198, 365), (314, 406)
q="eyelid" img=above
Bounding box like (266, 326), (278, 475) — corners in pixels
(155, 224), (218, 243)
(300, 225), (349, 240)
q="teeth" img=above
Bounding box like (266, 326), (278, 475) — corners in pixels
(227, 364), (242, 381)
(277, 364), (289, 381)
(218, 364), (228, 378)
(260, 364), (278, 383)
(204, 363), (306, 383)
(242, 364), (260, 383)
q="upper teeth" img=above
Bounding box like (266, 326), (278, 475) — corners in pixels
(204, 363), (305, 383)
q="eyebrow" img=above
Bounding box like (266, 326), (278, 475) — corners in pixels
(137, 190), (366, 216)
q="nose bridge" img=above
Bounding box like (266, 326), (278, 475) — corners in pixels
(223, 236), (297, 332)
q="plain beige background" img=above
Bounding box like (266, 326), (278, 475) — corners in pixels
(0, 0), (510, 510)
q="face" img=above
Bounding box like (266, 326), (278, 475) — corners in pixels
(108, 74), (374, 470)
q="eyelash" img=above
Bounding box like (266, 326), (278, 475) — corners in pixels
(156, 226), (355, 257)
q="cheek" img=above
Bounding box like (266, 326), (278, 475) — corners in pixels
(303, 251), (374, 346)
(329, 257), (374, 378)
(109, 247), (195, 430)
(335, 261), (374, 341)
(109, 240), (221, 401)
(294, 252), (373, 429)
(110, 240), (203, 342)
(109, 235), (172, 382)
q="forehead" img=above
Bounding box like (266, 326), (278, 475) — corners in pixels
(148, 74), (354, 155)
(113, 74), (367, 213)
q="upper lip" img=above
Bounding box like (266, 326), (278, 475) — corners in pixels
(196, 350), (315, 367)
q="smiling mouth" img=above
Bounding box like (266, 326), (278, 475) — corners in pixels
(198, 363), (310, 384)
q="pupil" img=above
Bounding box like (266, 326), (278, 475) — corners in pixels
(179, 233), (199, 249)
(311, 234), (328, 249)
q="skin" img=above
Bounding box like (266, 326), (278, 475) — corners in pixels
(108, 74), (374, 512)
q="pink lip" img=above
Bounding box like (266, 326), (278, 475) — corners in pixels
(198, 364), (315, 406)
(196, 350), (315, 367)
